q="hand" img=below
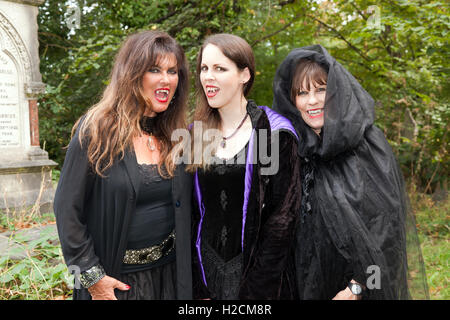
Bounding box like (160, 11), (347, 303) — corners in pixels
(88, 275), (130, 300)
(332, 287), (361, 300)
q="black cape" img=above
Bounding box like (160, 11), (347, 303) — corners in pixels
(272, 45), (429, 299)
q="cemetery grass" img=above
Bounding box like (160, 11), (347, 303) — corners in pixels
(413, 193), (449, 300)
(0, 193), (448, 300)
(0, 211), (73, 300)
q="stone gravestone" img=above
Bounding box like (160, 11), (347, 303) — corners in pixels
(0, 0), (56, 214)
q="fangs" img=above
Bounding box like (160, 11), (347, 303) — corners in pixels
(308, 109), (323, 115)
(207, 87), (219, 93)
(156, 89), (169, 95)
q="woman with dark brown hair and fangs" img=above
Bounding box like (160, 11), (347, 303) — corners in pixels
(272, 45), (429, 300)
(189, 34), (301, 300)
(54, 30), (193, 300)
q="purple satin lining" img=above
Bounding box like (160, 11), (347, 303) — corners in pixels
(242, 129), (255, 251)
(259, 105), (299, 139)
(194, 106), (298, 287)
(194, 171), (207, 286)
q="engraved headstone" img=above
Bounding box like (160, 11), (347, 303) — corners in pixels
(0, 50), (20, 147)
(0, 0), (56, 214)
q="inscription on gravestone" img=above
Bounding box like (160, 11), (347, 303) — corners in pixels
(0, 50), (20, 147)
(0, 0), (56, 212)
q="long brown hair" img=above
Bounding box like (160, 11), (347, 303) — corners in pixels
(73, 30), (189, 177)
(188, 33), (255, 171)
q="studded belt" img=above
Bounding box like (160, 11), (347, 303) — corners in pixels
(123, 231), (175, 265)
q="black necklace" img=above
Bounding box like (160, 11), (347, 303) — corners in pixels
(140, 116), (157, 151)
(140, 116), (157, 135)
(220, 112), (249, 148)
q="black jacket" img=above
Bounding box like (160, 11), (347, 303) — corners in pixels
(54, 122), (193, 300)
(272, 45), (429, 299)
(192, 100), (301, 299)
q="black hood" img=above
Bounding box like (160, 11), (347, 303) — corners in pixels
(271, 45), (429, 300)
(272, 44), (375, 159)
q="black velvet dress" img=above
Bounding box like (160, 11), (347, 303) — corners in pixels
(197, 144), (248, 300)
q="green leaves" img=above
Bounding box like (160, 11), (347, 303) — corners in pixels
(0, 226), (72, 299)
(37, 0), (448, 191)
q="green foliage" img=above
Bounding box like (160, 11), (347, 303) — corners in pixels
(1, 191), (446, 299)
(419, 236), (449, 300)
(413, 193), (449, 300)
(37, 0), (448, 191)
(304, 0), (449, 190)
(0, 226), (72, 300)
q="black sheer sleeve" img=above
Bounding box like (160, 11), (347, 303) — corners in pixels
(54, 123), (99, 273)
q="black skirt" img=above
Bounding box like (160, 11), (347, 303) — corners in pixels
(115, 261), (176, 300)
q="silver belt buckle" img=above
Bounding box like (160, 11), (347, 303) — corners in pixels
(123, 231), (175, 265)
(146, 246), (162, 261)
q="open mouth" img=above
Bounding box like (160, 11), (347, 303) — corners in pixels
(205, 85), (220, 98)
(307, 108), (324, 118)
(155, 88), (170, 102)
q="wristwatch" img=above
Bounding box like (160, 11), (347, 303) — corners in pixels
(348, 282), (363, 296)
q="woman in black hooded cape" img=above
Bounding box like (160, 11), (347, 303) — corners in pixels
(272, 45), (429, 300)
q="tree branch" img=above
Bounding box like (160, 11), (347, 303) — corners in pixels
(306, 14), (372, 62)
(153, 8), (181, 24)
(251, 12), (303, 47)
(346, 1), (397, 62)
(279, 0), (297, 6)
(38, 31), (76, 46)
(349, 1), (368, 20)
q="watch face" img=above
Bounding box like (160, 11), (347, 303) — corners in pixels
(351, 284), (362, 295)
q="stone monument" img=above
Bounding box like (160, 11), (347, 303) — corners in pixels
(0, 0), (56, 213)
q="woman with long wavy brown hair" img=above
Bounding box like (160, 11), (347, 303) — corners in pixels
(54, 30), (193, 300)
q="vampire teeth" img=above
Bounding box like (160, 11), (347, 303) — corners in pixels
(306, 108), (324, 118)
(155, 88), (170, 102)
(205, 86), (219, 98)
(207, 87), (219, 93)
(307, 109), (323, 115)
(156, 89), (169, 95)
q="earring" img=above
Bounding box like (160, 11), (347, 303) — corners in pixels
(170, 93), (176, 105)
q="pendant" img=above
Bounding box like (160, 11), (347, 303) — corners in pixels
(148, 136), (156, 151)
(220, 139), (226, 148)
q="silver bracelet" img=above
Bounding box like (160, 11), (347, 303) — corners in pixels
(79, 264), (106, 288)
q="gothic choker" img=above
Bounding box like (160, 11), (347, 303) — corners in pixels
(140, 116), (157, 151)
(140, 116), (157, 135)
